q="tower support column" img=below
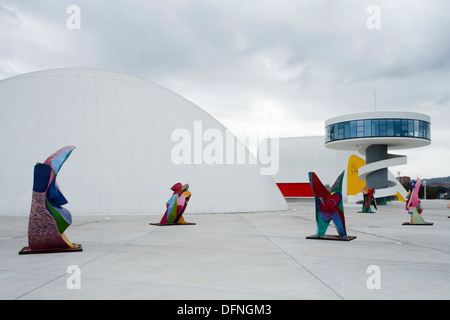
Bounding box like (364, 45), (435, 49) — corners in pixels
(365, 144), (388, 205)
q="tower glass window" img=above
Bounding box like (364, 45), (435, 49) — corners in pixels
(325, 118), (431, 143)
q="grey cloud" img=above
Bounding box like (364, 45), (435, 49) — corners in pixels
(0, 0), (449, 177)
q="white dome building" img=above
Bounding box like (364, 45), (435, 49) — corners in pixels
(0, 68), (287, 215)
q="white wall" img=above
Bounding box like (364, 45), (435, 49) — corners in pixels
(266, 136), (358, 199)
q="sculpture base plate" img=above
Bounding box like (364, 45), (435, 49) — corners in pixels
(19, 243), (83, 255)
(149, 223), (196, 226)
(357, 211), (375, 213)
(402, 222), (433, 226)
(306, 235), (356, 241)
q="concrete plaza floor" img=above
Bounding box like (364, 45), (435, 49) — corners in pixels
(1, 200), (449, 300)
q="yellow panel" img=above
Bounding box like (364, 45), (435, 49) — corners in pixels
(395, 191), (406, 202)
(347, 155), (366, 195)
(61, 232), (74, 248)
(182, 191), (191, 197)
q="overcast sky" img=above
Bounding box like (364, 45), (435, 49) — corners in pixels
(1, 0), (449, 179)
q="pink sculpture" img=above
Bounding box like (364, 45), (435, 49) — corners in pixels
(403, 178), (433, 225)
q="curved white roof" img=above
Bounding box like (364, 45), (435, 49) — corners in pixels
(325, 111), (431, 126)
(0, 68), (287, 215)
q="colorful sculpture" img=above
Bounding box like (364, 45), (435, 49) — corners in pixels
(403, 178), (433, 225)
(150, 182), (195, 226)
(359, 187), (377, 213)
(19, 146), (82, 254)
(307, 171), (356, 241)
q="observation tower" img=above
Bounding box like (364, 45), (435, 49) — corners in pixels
(325, 112), (431, 205)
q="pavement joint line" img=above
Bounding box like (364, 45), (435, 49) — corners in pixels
(14, 225), (158, 300)
(14, 273), (68, 300)
(347, 228), (450, 254)
(5, 201), (449, 299)
(239, 214), (345, 300)
(294, 212), (450, 254)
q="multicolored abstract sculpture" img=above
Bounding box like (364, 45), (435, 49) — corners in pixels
(360, 187), (377, 213)
(150, 182), (195, 226)
(403, 178), (433, 225)
(19, 146), (82, 254)
(307, 171), (356, 241)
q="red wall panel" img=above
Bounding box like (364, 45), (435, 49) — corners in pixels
(277, 183), (314, 197)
